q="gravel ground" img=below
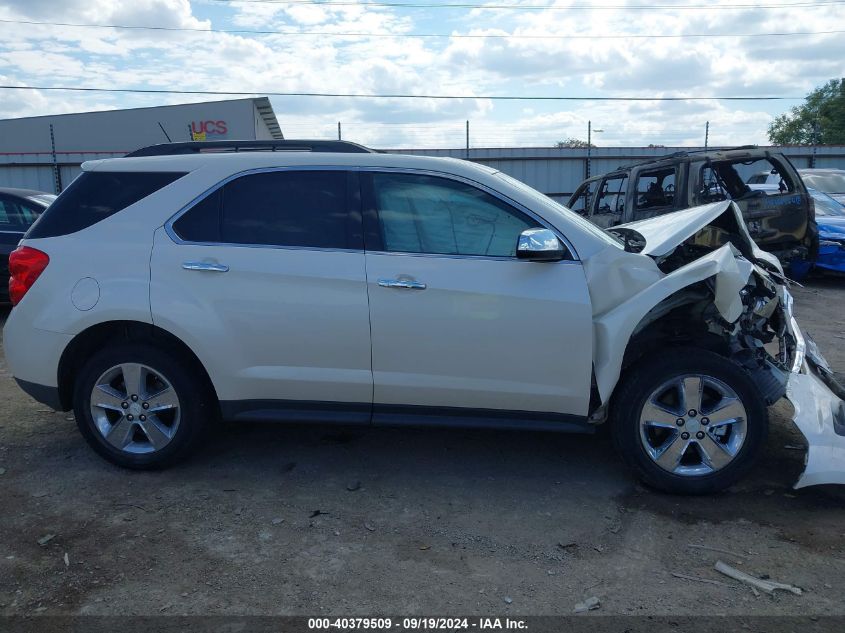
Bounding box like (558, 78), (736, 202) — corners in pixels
(1, 280), (844, 617)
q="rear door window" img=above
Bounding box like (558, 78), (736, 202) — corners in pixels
(27, 171), (186, 239)
(694, 158), (797, 205)
(634, 167), (677, 218)
(17, 201), (43, 227)
(173, 170), (358, 249)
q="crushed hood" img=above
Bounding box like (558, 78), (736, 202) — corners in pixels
(609, 200), (736, 257)
(607, 200), (783, 273)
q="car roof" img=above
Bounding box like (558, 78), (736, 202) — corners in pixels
(82, 151), (501, 181)
(0, 186), (54, 198)
(612, 146), (769, 171)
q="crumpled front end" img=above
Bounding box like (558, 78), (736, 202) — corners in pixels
(590, 200), (845, 488)
(692, 267), (845, 489)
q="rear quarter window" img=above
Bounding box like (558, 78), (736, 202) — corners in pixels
(27, 171), (186, 239)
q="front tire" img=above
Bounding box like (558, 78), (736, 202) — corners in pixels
(610, 348), (767, 494)
(73, 343), (211, 469)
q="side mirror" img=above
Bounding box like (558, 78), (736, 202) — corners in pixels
(516, 228), (566, 262)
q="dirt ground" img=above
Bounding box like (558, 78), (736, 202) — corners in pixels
(1, 280), (844, 617)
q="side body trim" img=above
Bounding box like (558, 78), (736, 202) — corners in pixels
(218, 399), (593, 433)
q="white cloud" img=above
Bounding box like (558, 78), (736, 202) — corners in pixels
(0, 0), (841, 149)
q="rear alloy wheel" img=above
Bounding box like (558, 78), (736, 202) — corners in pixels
(74, 344), (210, 469)
(611, 348), (767, 494)
(89, 363), (181, 455)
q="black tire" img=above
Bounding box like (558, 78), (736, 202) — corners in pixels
(73, 342), (212, 469)
(610, 348), (768, 495)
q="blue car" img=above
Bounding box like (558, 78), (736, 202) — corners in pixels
(812, 187), (845, 274)
(747, 183), (845, 275)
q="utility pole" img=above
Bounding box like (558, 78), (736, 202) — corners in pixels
(465, 120), (470, 159)
(810, 119), (820, 168)
(704, 121), (709, 150)
(586, 120), (592, 180)
(338, 122), (342, 141)
(49, 124), (62, 194)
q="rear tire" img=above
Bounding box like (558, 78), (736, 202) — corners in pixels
(73, 343), (211, 469)
(610, 348), (767, 495)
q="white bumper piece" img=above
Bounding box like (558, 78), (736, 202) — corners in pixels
(784, 314), (845, 488)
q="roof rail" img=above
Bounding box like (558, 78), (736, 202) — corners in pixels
(126, 139), (376, 157)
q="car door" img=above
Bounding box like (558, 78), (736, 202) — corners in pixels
(150, 168), (373, 423)
(361, 170), (594, 425)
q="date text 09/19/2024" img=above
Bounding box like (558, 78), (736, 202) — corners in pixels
(307, 617), (528, 630)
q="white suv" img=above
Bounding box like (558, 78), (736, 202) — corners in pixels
(4, 140), (844, 494)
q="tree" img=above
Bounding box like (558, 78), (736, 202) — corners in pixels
(768, 78), (845, 145)
(555, 138), (594, 148)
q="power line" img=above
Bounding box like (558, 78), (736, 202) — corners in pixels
(211, 0), (845, 10)
(1, 17), (841, 39)
(0, 85), (804, 100)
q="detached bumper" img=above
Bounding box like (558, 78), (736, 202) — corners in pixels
(783, 318), (845, 488)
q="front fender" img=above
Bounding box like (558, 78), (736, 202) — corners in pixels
(591, 244), (753, 403)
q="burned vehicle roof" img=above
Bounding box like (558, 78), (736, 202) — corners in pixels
(578, 146), (769, 183)
(614, 146), (765, 170)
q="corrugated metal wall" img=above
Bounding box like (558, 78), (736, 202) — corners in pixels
(0, 152), (124, 192)
(3, 143), (844, 199)
(392, 145), (845, 203)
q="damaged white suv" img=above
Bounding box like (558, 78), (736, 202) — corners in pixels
(4, 140), (844, 494)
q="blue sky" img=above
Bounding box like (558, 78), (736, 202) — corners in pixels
(0, 0), (842, 148)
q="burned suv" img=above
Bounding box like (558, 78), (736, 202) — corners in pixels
(567, 147), (818, 274)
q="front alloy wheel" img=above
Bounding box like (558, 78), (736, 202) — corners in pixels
(638, 375), (747, 476)
(611, 348), (767, 494)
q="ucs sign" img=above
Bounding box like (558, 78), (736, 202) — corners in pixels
(191, 120), (228, 137)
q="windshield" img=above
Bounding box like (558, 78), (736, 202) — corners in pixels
(810, 188), (845, 217)
(802, 172), (845, 193)
(493, 171), (624, 250)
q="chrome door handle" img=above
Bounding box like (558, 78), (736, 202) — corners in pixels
(378, 278), (427, 290)
(182, 261), (229, 273)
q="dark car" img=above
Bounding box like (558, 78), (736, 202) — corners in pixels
(1, 187), (56, 302)
(567, 147), (818, 275)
